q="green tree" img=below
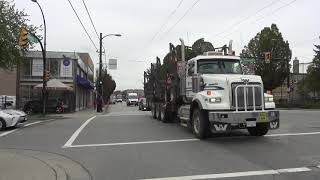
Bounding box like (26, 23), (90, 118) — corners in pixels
(241, 24), (292, 90)
(301, 38), (320, 95)
(96, 68), (116, 102)
(0, 1), (40, 70)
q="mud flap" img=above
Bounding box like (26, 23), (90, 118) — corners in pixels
(269, 119), (280, 129)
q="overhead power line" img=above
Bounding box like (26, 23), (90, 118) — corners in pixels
(149, 0), (185, 43)
(253, 0), (298, 23)
(210, 0), (281, 40)
(164, 0), (201, 34)
(67, 0), (98, 51)
(82, 0), (99, 39)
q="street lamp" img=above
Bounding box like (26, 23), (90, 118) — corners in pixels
(31, 0), (47, 114)
(97, 33), (121, 112)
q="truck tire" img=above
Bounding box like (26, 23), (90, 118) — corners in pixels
(0, 118), (6, 131)
(248, 124), (269, 136)
(151, 103), (157, 119)
(192, 108), (210, 139)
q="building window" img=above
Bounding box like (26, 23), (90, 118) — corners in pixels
(50, 59), (59, 78)
(20, 59), (31, 78)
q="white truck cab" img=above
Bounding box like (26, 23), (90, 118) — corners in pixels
(178, 42), (279, 139)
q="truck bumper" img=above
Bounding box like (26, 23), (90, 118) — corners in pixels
(208, 110), (279, 132)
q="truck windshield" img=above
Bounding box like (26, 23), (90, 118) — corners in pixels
(197, 59), (242, 74)
(128, 96), (138, 99)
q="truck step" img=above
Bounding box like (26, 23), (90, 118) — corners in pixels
(180, 122), (188, 127)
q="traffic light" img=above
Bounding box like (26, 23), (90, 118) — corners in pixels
(43, 70), (50, 81)
(265, 52), (271, 63)
(18, 27), (28, 49)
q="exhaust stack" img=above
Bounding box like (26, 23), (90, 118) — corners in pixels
(179, 38), (185, 62)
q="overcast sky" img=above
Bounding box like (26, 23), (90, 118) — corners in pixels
(14, 0), (320, 90)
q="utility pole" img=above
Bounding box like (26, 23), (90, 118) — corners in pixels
(97, 33), (103, 112)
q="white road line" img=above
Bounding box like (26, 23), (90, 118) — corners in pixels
(141, 167), (312, 180)
(69, 138), (199, 148)
(266, 131), (320, 137)
(65, 131), (320, 148)
(62, 116), (96, 148)
(0, 129), (18, 137)
(99, 113), (149, 117)
(23, 121), (42, 127)
(276, 167), (311, 173)
(0, 121), (44, 137)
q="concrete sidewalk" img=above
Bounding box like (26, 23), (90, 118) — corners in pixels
(28, 105), (110, 121)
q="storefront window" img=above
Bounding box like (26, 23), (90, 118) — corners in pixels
(50, 59), (59, 78)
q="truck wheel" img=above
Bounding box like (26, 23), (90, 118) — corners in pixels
(192, 108), (210, 139)
(151, 103), (157, 119)
(0, 118), (6, 131)
(248, 124), (269, 136)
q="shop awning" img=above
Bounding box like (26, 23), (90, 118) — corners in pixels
(76, 75), (94, 89)
(34, 79), (73, 91)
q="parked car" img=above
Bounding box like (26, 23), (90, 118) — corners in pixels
(23, 99), (65, 114)
(138, 98), (148, 111)
(1, 109), (28, 123)
(0, 111), (20, 130)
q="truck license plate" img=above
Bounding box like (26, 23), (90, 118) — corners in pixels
(259, 112), (268, 122)
(246, 121), (256, 127)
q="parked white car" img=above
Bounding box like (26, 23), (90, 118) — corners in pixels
(1, 109), (28, 123)
(0, 111), (20, 130)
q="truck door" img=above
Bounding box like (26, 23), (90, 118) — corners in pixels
(186, 60), (195, 99)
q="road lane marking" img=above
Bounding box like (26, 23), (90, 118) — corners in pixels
(0, 129), (18, 137)
(0, 121), (43, 137)
(23, 121), (42, 127)
(68, 138), (199, 148)
(266, 131), (320, 137)
(62, 116), (96, 148)
(99, 113), (150, 117)
(141, 167), (312, 180)
(65, 131), (320, 148)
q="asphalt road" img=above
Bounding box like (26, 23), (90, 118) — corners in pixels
(1, 103), (320, 180)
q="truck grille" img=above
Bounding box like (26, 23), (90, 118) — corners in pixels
(231, 82), (263, 111)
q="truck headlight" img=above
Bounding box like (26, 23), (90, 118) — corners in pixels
(209, 97), (221, 103)
(264, 97), (274, 102)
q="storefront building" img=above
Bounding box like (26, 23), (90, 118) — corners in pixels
(17, 51), (94, 112)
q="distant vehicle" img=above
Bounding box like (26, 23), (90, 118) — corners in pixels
(23, 99), (65, 114)
(127, 93), (138, 106)
(0, 110), (20, 130)
(138, 98), (149, 111)
(1, 109), (28, 123)
(109, 96), (116, 104)
(116, 95), (123, 103)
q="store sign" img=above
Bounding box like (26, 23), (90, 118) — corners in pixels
(32, 59), (43, 76)
(60, 58), (73, 77)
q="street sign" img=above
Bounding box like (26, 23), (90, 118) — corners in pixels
(109, 59), (117, 70)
